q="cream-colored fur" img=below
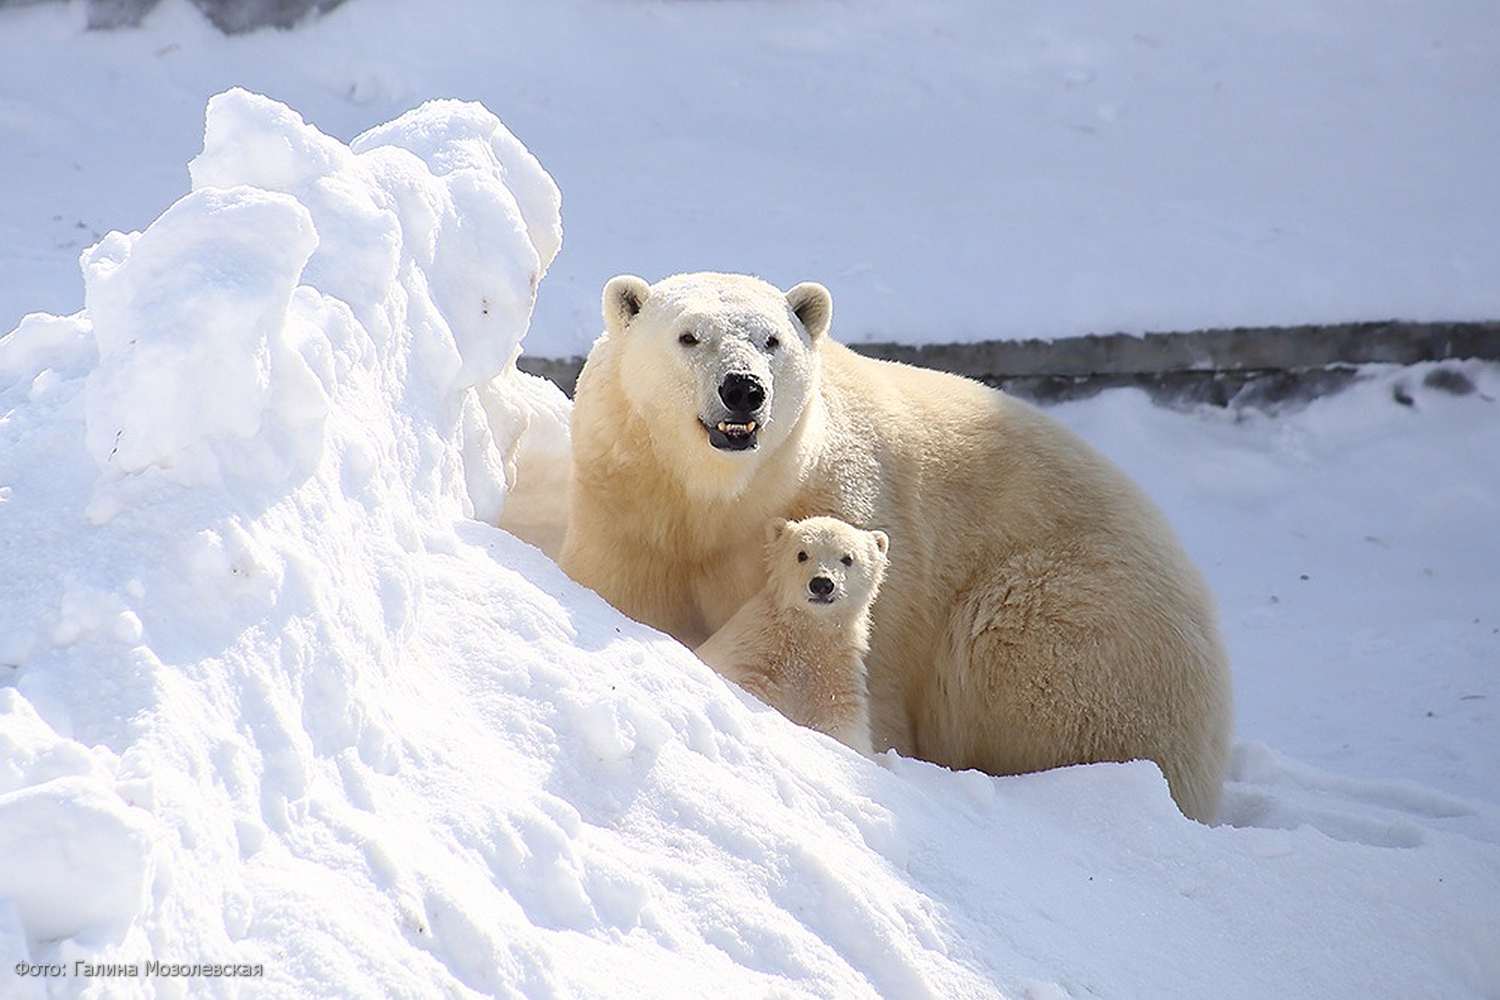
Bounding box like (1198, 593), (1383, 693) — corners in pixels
(696, 516), (889, 753)
(561, 272), (1232, 822)
(487, 362), (572, 560)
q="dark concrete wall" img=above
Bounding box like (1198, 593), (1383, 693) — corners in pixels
(0, 0), (348, 32)
(518, 320), (1500, 410)
(849, 320), (1500, 379)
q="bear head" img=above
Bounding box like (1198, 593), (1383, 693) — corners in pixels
(763, 515), (889, 619)
(598, 272), (831, 494)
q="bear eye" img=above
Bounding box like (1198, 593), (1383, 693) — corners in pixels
(765, 335), (780, 351)
(841, 554), (853, 566)
(797, 551), (808, 563)
(678, 332), (700, 347)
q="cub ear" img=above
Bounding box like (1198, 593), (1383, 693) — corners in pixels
(785, 282), (832, 341)
(870, 530), (890, 556)
(766, 517), (790, 544)
(602, 275), (651, 335)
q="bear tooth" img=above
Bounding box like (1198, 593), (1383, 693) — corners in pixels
(746, 421), (757, 431)
(717, 422), (728, 432)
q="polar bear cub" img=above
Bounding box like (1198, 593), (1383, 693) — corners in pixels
(696, 516), (890, 754)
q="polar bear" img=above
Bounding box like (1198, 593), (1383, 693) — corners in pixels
(560, 272), (1232, 822)
(696, 516), (890, 754)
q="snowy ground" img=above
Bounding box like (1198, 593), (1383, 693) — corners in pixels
(3, 0), (1500, 354)
(1, 86), (1497, 999)
(1059, 373), (1500, 840)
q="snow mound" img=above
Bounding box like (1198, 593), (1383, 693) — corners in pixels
(1, 91), (1497, 999)
(82, 185), (322, 484)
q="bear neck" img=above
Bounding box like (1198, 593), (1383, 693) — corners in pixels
(576, 362), (826, 562)
(669, 390), (825, 509)
(768, 595), (873, 657)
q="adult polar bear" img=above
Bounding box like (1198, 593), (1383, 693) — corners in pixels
(559, 272), (1231, 822)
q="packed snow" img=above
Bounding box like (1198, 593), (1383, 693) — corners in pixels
(0, 87), (1496, 999)
(3, 0), (1500, 354)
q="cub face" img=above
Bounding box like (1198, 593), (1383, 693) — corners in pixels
(764, 516), (890, 618)
(600, 273), (831, 489)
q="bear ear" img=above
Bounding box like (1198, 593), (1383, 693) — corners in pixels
(870, 530), (889, 556)
(766, 517), (789, 544)
(602, 275), (651, 335)
(785, 282), (832, 341)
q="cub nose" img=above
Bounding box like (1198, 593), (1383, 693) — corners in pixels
(718, 372), (766, 414)
(809, 576), (835, 597)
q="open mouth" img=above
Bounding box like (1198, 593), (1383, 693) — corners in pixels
(704, 418), (759, 452)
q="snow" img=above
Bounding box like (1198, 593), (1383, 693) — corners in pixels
(3, 0), (1500, 354)
(80, 185), (322, 483)
(1, 70), (1498, 1000)
(1058, 375), (1500, 819)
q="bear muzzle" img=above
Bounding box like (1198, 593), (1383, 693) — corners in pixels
(807, 575), (837, 604)
(699, 373), (766, 451)
(703, 418), (759, 451)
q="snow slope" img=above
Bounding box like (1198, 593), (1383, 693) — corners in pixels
(3, 90), (1499, 999)
(3, 0), (1500, 354)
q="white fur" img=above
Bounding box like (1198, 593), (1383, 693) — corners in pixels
(563, 272), (1232, 822)
(696, 516), (889, 753)
(601, 272), (826, 502)
(487, 363), (573, 560)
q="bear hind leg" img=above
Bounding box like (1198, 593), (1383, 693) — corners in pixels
(918, 548), (1229, 823)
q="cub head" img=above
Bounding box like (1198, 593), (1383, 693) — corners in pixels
(763, 516), (890, 618)
(599, 272), (830, 492)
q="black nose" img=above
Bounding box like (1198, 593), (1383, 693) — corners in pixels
(718, 372), (766, 414)
(809, 576), (834, 597)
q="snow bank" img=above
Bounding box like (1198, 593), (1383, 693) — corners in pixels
(2, 91), (1497, 999)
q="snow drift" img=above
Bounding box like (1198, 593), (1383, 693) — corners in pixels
(1, 91), (1497, 999)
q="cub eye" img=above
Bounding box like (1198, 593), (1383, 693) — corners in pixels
(678, 332), (700, 346)
(765, 335), (780, 351)
(797, 551), (808, 563)
(841, 554), (853, 566)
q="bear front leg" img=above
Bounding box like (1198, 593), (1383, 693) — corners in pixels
(560, 534), (707, 645)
